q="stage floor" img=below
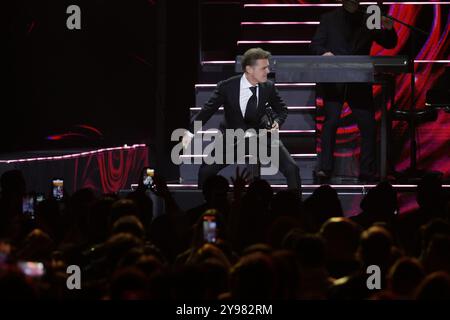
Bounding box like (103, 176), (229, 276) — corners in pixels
(1, 146), (448, 217)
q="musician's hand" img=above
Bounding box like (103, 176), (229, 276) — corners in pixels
(322, 52), (334, 56)
(270, 121), (279, 132)
(382, 16), (394, 30)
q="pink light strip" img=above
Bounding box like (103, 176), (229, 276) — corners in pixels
(291, 154), (318, 157)
(275, 83), (316, 87)
(244, 2), (450, 7)
(201, 60), (450, 65)
(244, 4), (340, 7)
(201, 60), (235, 65)
(237, 40), (311, 44)
(288, 106), (316, 110)
(195, 83), (315, 88)
(361, 1), (450, 5)
(195, 84), (217, 88)
(179, 155), (207, 158)
(179, 153), (318, 158)
(0, 144), (147, 164)
(163, 184), (450, 189)
(190, 106), (315, 111)
(279, 130), (315, 133)
(415, 60), (450, 63)
(131, 183), (450, 189)
(195, 129), (315, 134)
(375, 1), (450, 4)
(241, 21), (320, 25)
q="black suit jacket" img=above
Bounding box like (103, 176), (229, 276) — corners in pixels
(190, 75), (288, 133)
(310, 8), (398, 104)
(310, 7), (397, 56)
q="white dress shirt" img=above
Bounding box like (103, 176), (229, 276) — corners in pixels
(185, 74), (260, 140)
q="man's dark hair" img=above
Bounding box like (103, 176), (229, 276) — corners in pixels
(241, 48), (271, 71)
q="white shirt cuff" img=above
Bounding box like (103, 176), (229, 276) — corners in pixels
(185, 130), (195, 138)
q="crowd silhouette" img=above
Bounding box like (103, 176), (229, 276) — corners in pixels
(0, 168), (449, 300)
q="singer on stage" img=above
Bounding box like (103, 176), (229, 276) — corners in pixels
(310, 0), (398, 182)
(183, 48), (302, 195)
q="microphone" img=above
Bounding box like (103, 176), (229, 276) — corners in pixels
(263, 103), (274, 129)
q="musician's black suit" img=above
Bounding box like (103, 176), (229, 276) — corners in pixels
(310, 7), (398, 178)
(190, 74), (301, 192)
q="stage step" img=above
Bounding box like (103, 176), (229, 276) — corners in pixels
(241, 22), (319, 41)
(190, 106), (316, 131)
(179, 154), (318, 184)
(167, 188), (364, 217)
(199, 62), (239, 83)
(195, 83), (316, 108)
(242, 4), (337, 22)
(177, 152), (363, 184)
(237, 41), (312, 55)
(182, 130), (317, 154)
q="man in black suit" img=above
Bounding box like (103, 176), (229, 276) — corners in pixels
(183, 48), (301, 194)
(310, 0), (398, 182)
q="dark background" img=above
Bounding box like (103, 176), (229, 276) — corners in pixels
(4, 0), (198, 179)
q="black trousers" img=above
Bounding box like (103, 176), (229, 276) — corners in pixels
(197, 134), (301, 192)
(319, 83), (376, 176)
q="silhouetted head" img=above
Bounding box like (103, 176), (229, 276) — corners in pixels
(358, 225), (393, 269)
(88, 196), (116, 245)
(360, 181), (398, 219)
(305, 185), (343, 230)
(110, 267), (149, 300)
(271, 190), (301, 217)
(16, 228), (55, 261)
(388, 257), (425, 298)
(110, 199), (140, 229)
(242, 243), (273, 256)
(106, 233), (143, 271)
(420, 219), (450, 257)
(423, 234), (450, 274)
(415, 272), (450, 300)
(291, 233), (326, 269)
(202, 175), (229, 205)
(320, 217), (362, 261)
(0, 268), (38, 299)
(342, 0), (360, 13)
(171, 264), (208, 300)
(247, 179), (273, 206)
(189, 243), (231, 270)
(112, 215), (145, 240)
(230, 252), (276, 299)
(271, 250), (300, 299)
(417, 173), (446, 215)
(126, 190), (154, 226)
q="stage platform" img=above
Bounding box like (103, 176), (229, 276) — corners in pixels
(1, 146), (448, 217)
(160, 183), (450, 217)
(0, 144), (149, 196)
